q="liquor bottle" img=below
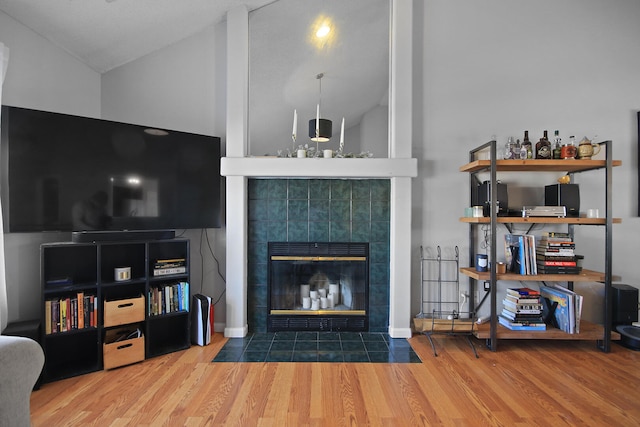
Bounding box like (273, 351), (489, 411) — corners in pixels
(535, 130), (552, 159)
(518, 139), (527, 159)
(504, 137), (515, 159)
(521, 130), (533, 159)
(561, 135), (577, 160)
(552, 130), (562, 159)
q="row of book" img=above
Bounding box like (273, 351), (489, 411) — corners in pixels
(504, 232), (581, 275)
(148, 281), (189, 316)
(153, 258), (187, 276)
(45, 293), (98, 334)
(540, 284), (583, 334)
(499, 287), (546, 331)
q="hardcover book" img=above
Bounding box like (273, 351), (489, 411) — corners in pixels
(498, 315), (546, 330)
(540, 285), (575, 333)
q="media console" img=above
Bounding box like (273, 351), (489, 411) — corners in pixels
(72, 229), (176, 243)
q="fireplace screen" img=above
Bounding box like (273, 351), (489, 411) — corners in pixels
(267, 242), (369, 332)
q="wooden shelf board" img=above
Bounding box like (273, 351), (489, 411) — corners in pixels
(473, 320), (620, 340)
(460, 159), (621, 173)
(460, 267), (614, 282)
(459, 217), (621, 225)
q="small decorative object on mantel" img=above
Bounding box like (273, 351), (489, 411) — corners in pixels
(278, 111), (373, 158)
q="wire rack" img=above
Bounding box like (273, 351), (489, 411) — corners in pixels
(415, 245), (478, 358)
(416, 245), (460, 318)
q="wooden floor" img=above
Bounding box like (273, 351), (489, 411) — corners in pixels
(30, 333), (640, 426)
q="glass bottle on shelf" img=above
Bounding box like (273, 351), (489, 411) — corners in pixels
(561, 135), (577, 159)
(552, 130), (562, 159)
(535, 130), (552, 159)
(518, 138), (527, 159)
(504, 137), (515, 159)
(521, 130), (533, 159)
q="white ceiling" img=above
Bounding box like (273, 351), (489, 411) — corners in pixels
(0, 0), (276, 73)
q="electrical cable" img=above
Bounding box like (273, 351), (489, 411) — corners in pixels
(202, 228), (226, 306)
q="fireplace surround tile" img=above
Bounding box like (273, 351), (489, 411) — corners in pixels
(247, 178), (391, 333)
(309, 222), (329, 241)
(288, 180), (309, 199)
(329, 221), (350, 241)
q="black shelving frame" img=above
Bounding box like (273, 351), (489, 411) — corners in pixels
(40, 238), (191, 383)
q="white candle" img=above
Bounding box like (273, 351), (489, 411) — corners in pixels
(340, 117), (345, 144)
(320, 297), (328, 309)
(329, 283), (340, 296)
(302, 297), (311, 309)
(311, 299), (319, 311)
(310, 290), (318, 299)
(300, 284), (310, 302)
(292, 109), (297, 137)
(316, 104), (320, 133)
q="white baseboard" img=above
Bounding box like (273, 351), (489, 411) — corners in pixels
(387, 326), (412, 339)
(224, 325), (248, 338)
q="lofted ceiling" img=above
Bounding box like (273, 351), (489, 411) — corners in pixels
(0, 0), (276, 73)
(0, 0), (390, 156)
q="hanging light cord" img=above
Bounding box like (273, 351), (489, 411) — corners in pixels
(316, 73), (324, 139)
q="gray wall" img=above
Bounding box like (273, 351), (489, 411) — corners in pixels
(1, 0), (639, 327)
(0, 10), (101, 323)
(101, 23), (228, 330)
(414, 0), (640, 322)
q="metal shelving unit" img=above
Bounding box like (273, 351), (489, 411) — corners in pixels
(460, 140), (619, 352)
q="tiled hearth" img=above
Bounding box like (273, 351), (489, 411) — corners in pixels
(247, 178), (390, 333)
(213, 331), (421, 363)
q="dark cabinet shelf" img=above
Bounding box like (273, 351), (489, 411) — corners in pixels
(40, 238), (191, 383)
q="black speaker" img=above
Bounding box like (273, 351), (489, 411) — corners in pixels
(612, 284), (639, 325)
(477, 181), (508, 216)
(545, 184), (580, 217)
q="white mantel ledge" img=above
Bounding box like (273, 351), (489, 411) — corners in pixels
(221, 157), (418, 178)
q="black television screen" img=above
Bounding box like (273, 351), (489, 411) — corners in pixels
(1, 105), (221, 232)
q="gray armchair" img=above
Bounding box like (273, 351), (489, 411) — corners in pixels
(0, 335), (45, 427)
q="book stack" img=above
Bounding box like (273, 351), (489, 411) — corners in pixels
(498, 287), (546, 330)
(540, 285), (583, 334)
(153, 258), (187, 276)
(536, 232), (581, 274)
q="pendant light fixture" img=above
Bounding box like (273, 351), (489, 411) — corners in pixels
(308, 73), (332, 142)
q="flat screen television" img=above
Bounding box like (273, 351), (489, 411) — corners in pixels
(1, 105), (221, 234)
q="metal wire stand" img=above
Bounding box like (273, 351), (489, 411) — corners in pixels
(415, 246), (478, 358)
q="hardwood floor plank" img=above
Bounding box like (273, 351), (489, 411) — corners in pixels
(29, 333), (640, 426)
(262, 363), (294, 424)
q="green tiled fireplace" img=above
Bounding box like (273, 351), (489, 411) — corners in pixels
(248, 179), (391, 333)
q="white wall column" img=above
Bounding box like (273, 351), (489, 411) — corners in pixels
(387, 0), (413, 338)
(224, 6), (249, 337)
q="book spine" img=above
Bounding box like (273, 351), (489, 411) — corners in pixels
(537, 261), (577, 266)
(51, 299), (59, 333)
(45, 300), (52, 334)
(153, 266), (187, 276)
(77, 292), (85, 329)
